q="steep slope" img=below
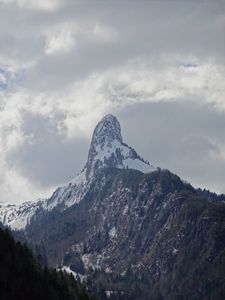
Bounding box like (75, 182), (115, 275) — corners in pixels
(0, 114), (154, 230)
(26, 168), (225, 300)
(0, 227), (97, 300)
(0, 200), (45, 230)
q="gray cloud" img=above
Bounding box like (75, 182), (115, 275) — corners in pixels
(9, 113), (88, 187)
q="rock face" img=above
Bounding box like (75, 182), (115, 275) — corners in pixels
(1, 114), (225, 300)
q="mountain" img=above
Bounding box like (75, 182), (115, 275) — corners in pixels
(0, 227), (97, 300)
(0, 114), (154, 230)
(25, 168), (225, 300)
(1, 114), (225, 299)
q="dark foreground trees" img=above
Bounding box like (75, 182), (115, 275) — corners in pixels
(0, 228), (97, 300)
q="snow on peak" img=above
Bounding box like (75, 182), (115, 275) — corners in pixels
(85, 114), (155, 178)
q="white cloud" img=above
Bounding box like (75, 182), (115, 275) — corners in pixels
(0, 0), (62, 11)
(0, 165), (53, 204)
(0, 97), (49, 203)
(0, 73), (6, 84)
(92, 23), (118, 43)
(57, 58), (225, 138)
(45, 25), (76, 56)
(1, 56), (224, 140)
(44, 22), (118, 56)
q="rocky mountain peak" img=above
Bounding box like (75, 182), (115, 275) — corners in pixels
(90, 114), (122, 148)
(85, 114), (154, 178)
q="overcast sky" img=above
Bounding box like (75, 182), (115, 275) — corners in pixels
(0, 0), (225, 204)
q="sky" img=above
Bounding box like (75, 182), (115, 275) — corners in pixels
(0, 0), (225, 204)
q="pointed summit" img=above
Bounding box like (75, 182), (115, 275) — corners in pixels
(85, 114), (155, 178)
(91, 114), (122, 147)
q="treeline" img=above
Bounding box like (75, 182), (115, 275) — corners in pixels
(0, 228), (97, 300)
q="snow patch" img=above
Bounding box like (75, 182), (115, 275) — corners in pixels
(123, 157), (155, 173)
(81, 254), (102, 270)
(172, 248), (178, 255)
(122, 205), (129, 215)
(109, 226), (117, 238)
(58, 265), (87, 283)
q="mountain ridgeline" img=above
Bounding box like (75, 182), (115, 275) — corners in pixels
(1, 114), (225, 300)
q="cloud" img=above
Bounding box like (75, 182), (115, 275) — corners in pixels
(0, 65), (24, 91)
(1, 56), (225, 150)
(53, 57), (225, 139)
(92, 23), (118, 43)
(44, 24), (76, 56)
(117, 101), (225, 194)
(0, 97), (53, 203)
(43, 21), (118, 56)
(0, 0), (62, 11)
(0, 165), (53, 204)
